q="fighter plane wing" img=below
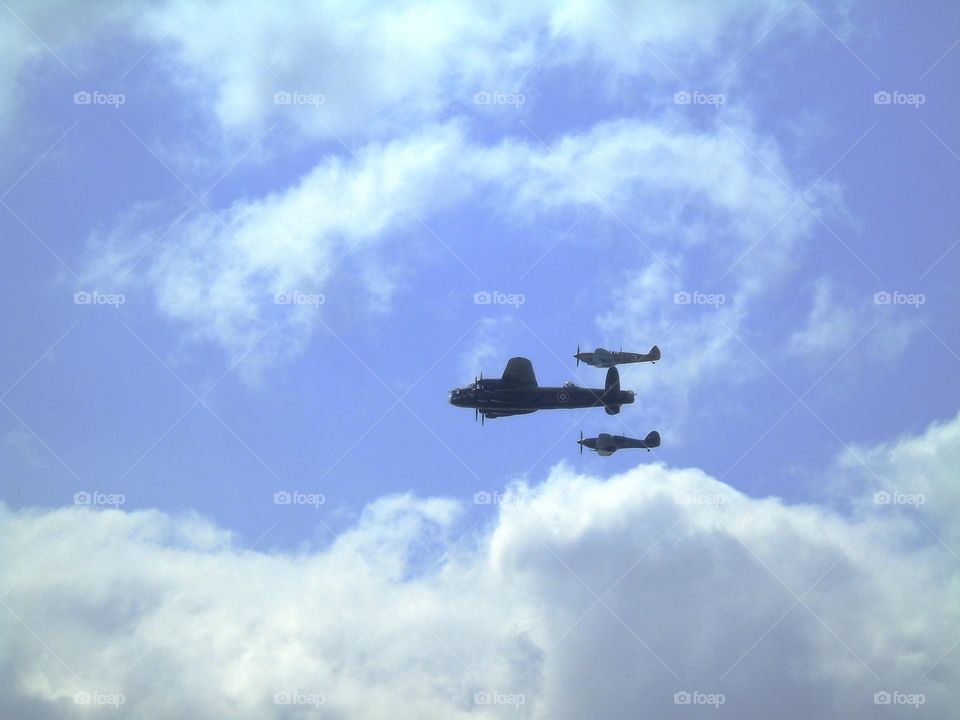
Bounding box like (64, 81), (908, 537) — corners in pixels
(501, 357), (538, 387)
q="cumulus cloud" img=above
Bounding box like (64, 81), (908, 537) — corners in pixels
(2, 415), (958, 718)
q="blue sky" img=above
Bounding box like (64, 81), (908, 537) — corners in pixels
(1, 2), (958, 718)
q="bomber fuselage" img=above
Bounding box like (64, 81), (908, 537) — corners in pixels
(449, 379), (634, 416)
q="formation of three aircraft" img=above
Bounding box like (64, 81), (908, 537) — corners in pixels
(449, 345), (661, 456)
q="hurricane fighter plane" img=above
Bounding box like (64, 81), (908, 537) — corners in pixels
(578, 430), (661, 456)
(449, 357), (635, 423)
(575, 344), (660, 368)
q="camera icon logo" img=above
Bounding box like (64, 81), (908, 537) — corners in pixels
(874, 691), (892, 704)
(73, 91), (92, 105)
(74, 491), (92, 505)
(673, 91), (691, 105)
(673, 291), (691, 304)
(674, 691), (692, 704)
(473, 290), (492, 305)
(873, 491), (892, 505)
(473, 91), (491, 105)
(873, 91), (892, 105)
(273, 491), (292, 505)
(273, 91), (291, 105)
(474, 491), (492, 505)
(873, 291), (891, 305)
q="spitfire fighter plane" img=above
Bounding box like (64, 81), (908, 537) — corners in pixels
(579, 430), (661, 456)
(449, 357), (635, 422)
(575, 344), (660, 368)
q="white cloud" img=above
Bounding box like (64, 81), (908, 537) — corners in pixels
(457, 317), (516, 382)
(831, 410), (960, 548)
(2, 414), (958, 718)
(83, 122), (477, 366)
(135, 0), (809, 142)
(786, 277), (917, 367)
(0, 1), (138, 147)
(84, 115), (820, 374)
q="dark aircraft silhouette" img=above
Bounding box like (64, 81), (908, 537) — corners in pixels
(449, 357), (635, 422)
(579, 430), (661, 456)
(575, 344), (660, 368)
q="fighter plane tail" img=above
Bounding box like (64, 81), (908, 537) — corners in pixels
(648, 345), (661, 362)
(644, 430), (661, 448)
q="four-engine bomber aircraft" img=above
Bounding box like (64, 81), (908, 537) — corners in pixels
(579, 430), (661, 456)
(449, 357), (635, 422)
(575, 344), (660, 368)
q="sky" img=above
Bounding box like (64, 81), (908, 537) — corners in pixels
(0, 0), (958, 718)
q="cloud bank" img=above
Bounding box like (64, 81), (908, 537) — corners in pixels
(2, 414), (957, 718)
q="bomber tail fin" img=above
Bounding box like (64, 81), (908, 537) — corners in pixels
(603, 367), (622, 414)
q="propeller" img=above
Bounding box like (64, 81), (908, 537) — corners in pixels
(576, 344), (580, 367)
(475, 371), (484, 426)
(579, 429), (584, 455)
